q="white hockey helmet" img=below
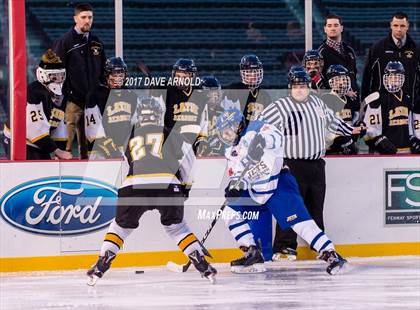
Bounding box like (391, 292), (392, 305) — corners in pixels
(36, 49), (66, 96)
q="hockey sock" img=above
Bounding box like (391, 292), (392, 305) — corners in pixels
(100, 220), (134, 256)
(224, 206), (256, 248)
(163, 220), (204, 256)
(291, 220), (335, 253)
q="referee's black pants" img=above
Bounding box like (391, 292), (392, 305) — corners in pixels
(273, 158), (326, 252)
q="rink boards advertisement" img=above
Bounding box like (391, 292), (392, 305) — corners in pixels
(0, 156), (419, 272)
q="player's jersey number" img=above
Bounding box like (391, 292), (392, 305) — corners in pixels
(129, 133), (164, 160)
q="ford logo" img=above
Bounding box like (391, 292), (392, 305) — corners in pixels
(0, 176), (117, 236)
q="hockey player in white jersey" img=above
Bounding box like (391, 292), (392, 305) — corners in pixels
(216, 108), (348, 275)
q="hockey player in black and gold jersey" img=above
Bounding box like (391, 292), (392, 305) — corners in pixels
(4, 50), (72, 160)
(164, 59), (209, 195)
(87, 97), (217, 285)
(221, 55), (272, 128)
(322, 65), (358, 154)
(364, 61), (420, 154)
(85, 57), (139, 158)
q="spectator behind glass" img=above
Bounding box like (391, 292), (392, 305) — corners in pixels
(52, 3), (106, 159)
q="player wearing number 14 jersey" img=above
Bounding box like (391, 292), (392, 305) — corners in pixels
(87, 97), (217, 285)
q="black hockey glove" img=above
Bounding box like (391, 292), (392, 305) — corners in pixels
(353, 121), (367, 138)
(181, 183), (191, 198)
(246, 134), (266, 163)
(193, 139), (209, 157)
(409, 136), (420, 154)
(374, 135), (397, 155)
(224, 179), (247, 198)
(329, 136), (358, 155)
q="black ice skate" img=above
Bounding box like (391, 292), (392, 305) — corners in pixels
(318, 250), (348, 275)
(188, 250), (217, 284)
(231, 245), (266, 273)
(272, 247), (297, 261)
(87, 250), (116, 286)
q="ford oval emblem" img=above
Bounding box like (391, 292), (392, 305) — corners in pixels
(0, 176), (117, 236)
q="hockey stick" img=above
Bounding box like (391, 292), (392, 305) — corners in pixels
(356, 91), (380, 123)
(167, 163), (252, 273)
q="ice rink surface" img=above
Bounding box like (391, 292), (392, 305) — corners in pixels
(1, 256), (419, 310)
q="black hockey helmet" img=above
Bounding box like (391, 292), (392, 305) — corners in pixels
(172, 58), (197, 74)
(201, 75), (222, 108)
(302, 49), (324, 77)
(105, 57), (128, 76)
(287, 65), (311, 88)
(104, 57), (127, 88)
(201, 75), (221, 90)
(326, 64), (348, 80)
(137, 97), (164, 126)
(326, 65), (350, 97)
(303, 49), (323, 64)
(383, 61), (405, 93)
(240, 54), (263, 89)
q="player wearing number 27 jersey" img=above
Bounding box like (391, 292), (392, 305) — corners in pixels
(87, 98), (217, 285)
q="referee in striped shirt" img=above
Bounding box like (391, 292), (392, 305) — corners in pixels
(259, 66), (361, 260)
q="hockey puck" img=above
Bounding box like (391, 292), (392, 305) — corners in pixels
(135, 270), (144, 274)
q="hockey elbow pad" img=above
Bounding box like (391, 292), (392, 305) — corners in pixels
(374, 135), (397, 155)
(247, 134), (266, 163)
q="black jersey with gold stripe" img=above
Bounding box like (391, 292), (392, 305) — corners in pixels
(25, 81), (66, 153)
(164, 85), (208, 145)
(85, 86), (139, 150)
(221, 83), (272, 128)
(364, 91), (413, 151)
(121, 124), (186, 188)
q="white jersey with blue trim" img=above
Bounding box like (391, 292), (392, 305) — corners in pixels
(225, 121), (284, 204)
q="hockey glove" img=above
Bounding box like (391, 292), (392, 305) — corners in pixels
(193, 139), (209, 157)
(181, 183), (192, 198)
(224, 179), (247, 198)
(409, 136), (420, 154)
(247, 134), (266, 163)
(374, 135), (397, 155)
(329, 136), (358, 155)
(353, 121), (367, 138)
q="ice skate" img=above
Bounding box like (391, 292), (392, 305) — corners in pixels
(188, 250), (217, 284)
(272, 247), (297, 261)
(318, 250), (347, 275)
(231, 246), (266, 273)
(86, 250), (116, 286)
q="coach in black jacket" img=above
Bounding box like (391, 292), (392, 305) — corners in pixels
(318, 14), (360, 113)
(361, 12), (419, 106)
(52, 3), (106, 158)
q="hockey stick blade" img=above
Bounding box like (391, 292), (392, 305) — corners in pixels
(166, 261), (190, 273)
(357, 91), (380, 123)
